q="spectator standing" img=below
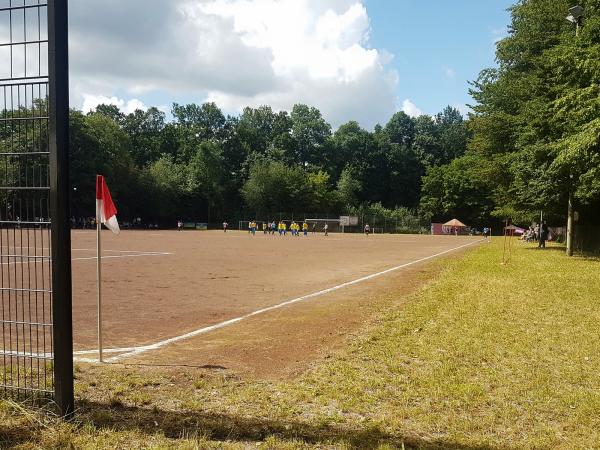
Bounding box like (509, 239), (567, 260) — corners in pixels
(538, 222), (549, 248)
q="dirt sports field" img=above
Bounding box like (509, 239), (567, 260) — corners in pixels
(70, 230), (480, 377)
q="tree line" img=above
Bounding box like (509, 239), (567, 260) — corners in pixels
(420, 0), (600, 232)
(5, 0), (598, 234)
(66, 102), (469, 228)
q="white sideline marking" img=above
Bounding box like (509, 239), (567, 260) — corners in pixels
(97, 239), (482, 363)
(74, 347), (136, 355)
(0, 252), (172, 266)
(72, 252), (172, 262)
(72, 248), (166, 253)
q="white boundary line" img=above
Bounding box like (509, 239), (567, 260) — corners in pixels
(72, 248), (166, 253)
(72, 252), (172, 262)
(89, 239), (482, 363)
(0, 252), (172, 266)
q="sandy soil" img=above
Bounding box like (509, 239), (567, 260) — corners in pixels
(66, 230), (479, 377)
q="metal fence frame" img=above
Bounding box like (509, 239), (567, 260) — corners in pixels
(234, 211), (428, 234)
(0, 0), (72, 417)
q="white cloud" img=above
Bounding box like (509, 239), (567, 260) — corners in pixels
(81, 95), (148, 115)
(442, 65), (456, 78)
(401, 99), (422, 118)
(67, 0), (398, 129)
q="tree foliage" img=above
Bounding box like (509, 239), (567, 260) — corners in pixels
(421, 0), (600, 227)
(45, 100), (469, 224)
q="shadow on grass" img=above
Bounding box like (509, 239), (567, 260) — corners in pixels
(1, 399), (498, 450)
(523, 245), (600, 260)
(523, 245), (566, 253)
(64, 400), (494, 450)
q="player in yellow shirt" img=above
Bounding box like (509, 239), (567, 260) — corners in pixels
(302, 221), (309, 236)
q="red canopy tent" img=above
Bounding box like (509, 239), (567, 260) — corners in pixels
(504, 224), (525, 235)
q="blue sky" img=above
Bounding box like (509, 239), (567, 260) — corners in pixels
(366, 0), (514, 116)
(65, 0), (516, 128)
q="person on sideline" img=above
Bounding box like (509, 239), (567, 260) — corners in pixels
(539, 221), (549, 248)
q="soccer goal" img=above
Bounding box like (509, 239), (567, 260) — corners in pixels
(239, 220), (269, 231)
(305, 218), (343, 233)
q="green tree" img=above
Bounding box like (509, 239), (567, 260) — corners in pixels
(307, 170), (334, 212)
(70, 111), (136, 218)
(335, 166), (361, 209)
(146, 156), (188, 219)
(122, 107), (167, 166)
(384, 111), (415, 147)
(435, 106), (469, 164)
(420, 155), (495, 226)
(187, 141), (225, 220)
(242, 160), (309, 213)
(461, 0), (600, 227)
(290, 104), (332, 168)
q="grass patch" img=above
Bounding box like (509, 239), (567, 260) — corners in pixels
(2, 239), (600, 449)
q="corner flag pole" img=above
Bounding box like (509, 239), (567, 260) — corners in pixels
(95, 174), (120, 363)
(96, 199), (103, 362)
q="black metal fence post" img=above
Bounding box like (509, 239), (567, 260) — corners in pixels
(1, 0), (71, 411)
(48, 0), (73, 418)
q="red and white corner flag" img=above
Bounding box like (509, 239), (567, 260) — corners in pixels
(96, 175), (120, 235)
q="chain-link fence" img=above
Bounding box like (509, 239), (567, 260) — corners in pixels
(0, 0), (73, 416)
(230, 212), (428, 234)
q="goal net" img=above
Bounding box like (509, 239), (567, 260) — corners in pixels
(239, 220), (269, 231)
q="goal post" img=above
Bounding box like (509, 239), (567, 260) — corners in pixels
(339, 215), (359, 233)
(239, 220), (271, 231)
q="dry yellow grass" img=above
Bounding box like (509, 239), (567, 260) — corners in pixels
(2, 238), (600, 449)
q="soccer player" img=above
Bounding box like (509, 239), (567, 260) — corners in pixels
(262, 222), (267, 234)
(324, 223), (329, 236)
(223, 221), (228, 232)
(303, 221), (309, 236)
(312, 222), (317, 235)
(177, 220), (183, 231)
(364, 223), (371, 236)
